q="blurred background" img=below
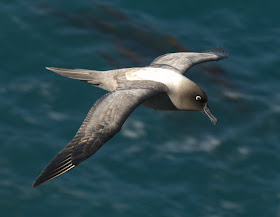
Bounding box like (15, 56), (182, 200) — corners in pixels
(1, 0), (280, 216)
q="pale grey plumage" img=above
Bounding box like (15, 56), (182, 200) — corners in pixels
(150, 47), (228, 73)
(33, 48), (227, 187)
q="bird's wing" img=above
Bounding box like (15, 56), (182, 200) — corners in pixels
(33, 84), (165, 187)
(150, 47), (228, 74)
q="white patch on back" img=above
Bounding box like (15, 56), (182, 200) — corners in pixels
(125, 67), (183, 88)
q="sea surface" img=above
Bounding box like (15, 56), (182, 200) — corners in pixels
(1, 0), (280, 216)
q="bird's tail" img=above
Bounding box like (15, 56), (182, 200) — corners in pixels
(46, 67), (103, 84)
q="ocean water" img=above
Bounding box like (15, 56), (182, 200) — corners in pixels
(1, 0), (280, 216)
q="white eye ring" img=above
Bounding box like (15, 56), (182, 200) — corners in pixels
(196, 95), (202, 101)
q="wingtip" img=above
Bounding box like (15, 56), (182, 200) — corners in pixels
(32, 181), (39, 188)
(203, 47), (228, 59)
(32, 163), (75, 188)
(215, 47), (228, 58)
(32, 175), (45, 188)
(32, 174), (47, 188)
(32, 149), (76, 187)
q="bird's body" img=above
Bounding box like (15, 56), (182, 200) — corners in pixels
(33, 48), (228, 187)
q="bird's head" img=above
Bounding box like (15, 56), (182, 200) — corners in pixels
(169, 80), (217, 125)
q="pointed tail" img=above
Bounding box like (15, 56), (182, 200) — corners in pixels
(46, 67), (100, 82)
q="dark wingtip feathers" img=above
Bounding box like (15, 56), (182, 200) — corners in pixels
(203, 47), (228, 59)
(32, 149), (76, 187)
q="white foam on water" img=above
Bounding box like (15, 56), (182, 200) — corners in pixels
(9, 80), (54, 100)
(269, 93), (280, 113)
(237, 146), (251, 156)
(121, 119), (146, 139)
(220, 200), (243, 212)
(223, 90), (245, 101)
(0, 86), (7, 93)
(47, 111), (69, 122)
(160, 135), (222, 153)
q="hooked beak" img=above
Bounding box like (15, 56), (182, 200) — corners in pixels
(202, 104), (217, 125)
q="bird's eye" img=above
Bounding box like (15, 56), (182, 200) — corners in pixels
(195, 95), (202, 101)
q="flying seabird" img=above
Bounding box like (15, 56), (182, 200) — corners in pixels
(32, 47), (228, 187)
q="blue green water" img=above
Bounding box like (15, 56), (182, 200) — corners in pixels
(1, 0), (280, 216)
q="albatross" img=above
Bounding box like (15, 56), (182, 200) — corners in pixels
(32, 47), (228, 187)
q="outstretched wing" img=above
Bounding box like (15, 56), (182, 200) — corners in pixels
(150, 47), (228, 74)
(33, 85), (165, 187)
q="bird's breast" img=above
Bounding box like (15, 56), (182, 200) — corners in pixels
(142, 93), (178, 110)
